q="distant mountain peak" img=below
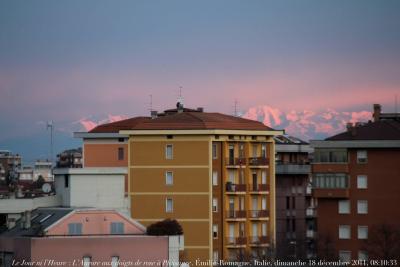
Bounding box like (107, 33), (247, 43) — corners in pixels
(242, 105), (371, 141)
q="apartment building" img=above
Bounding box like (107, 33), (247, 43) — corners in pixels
(116, 104), (282, 263)
(56, 148), (83, 168)
(310, 104), (400, 261)
(275, 135), (315, 260)
(74, 117), (150, 194)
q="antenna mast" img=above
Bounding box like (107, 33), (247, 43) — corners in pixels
(46, 121), (53, 166)
(234, 99), (238, 116)
(149, 94), (153, 112)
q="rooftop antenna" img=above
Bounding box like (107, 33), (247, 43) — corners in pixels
(149, 94), (153, 112)
(234, 99), (238, 117)
(46, 121), (53, 167)
(177, 86), (184, 106)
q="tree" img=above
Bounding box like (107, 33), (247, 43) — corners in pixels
(35, 175), (45, 189)
(362, 223), (400, 260)
(146, 218), (183, 236)
(316, 233), (336, 261)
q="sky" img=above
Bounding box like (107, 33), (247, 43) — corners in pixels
(1, 0), (400, 163)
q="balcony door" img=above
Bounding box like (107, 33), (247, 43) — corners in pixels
(261, 171), (267, 184)
(252, 223), (258, 242)
(262, 196), (267, 210)
(252, 172), (258, 191)
(229, 145), (234, 165)
(262, 223), (267, 237)
(252, 196), (258, 217)
(229, 224), (235, 238)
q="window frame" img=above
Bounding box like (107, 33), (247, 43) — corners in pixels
(110, 222), (125, 234)
(166, 198), (173, 213)
(357, 200), (368, 214)
(339, 225), (351, 239)
(338, 200), (350, 214)
(165, 144), (173, 160)
(357, 150), (368, 164)
(357, 225), (368, 239)
(212, 171), (218, 186)
(212, 144), (217, 159)
(165, 171), (173, 186)
(118, 147), (124, 161)
(357, 175), (368, 189)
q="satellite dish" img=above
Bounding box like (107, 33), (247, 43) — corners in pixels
(42, 183), (51, 193)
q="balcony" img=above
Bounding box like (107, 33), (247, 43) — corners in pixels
(225, 158), (247, 167)
(226, 210), (247, 220)
(276, 163), (310, 175)
(249, 210), (269, 219)
(312, 188), (350, 199)
(306, 207), (317, 218)
(249, 184), (269, 193)
(306, 230), (316, 239)
(306, 185), (312, 195)
(249, 236), (269, 246)
(248, 157), (269, 167)
(225, 183), (247, 193)
(225, 237), (247, 247)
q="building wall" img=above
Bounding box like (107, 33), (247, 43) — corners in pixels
(54, 171), (127, 215)
(28, 236), (169, 266)
(314, 148), (400, 259)
(47, 210), (144, 235)
(129, 137), (212, 262)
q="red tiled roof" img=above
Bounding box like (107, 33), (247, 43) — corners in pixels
(89, 112), (273, 132)
(326, 120), (400, 141)
(89, 117), (150, 133)
(129, 112), (272, 131)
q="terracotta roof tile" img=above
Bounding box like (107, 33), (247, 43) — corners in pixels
(326, 120), (400, 141)
(89, 117), (150, 133)
(89, 112), (273, 132)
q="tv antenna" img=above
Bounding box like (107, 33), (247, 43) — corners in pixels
(234, 99), (238, 116)
(177, 86), (184, 105)
(149, 94), (153, 112)
(46, 121), (53, 167)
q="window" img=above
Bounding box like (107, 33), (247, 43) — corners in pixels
(83, 256), (91, 267)
(314, 149), (348, 163)
(213, 224), (218, 239)
(166, 198), (173, 212)
(212, 171), (218, 186)
(357, 150), (367, 163)
(286, 196), (290, 210)
(166, 171), (173, 185)
(358, 251), (368, 260)
(110, 222), (124, 234)
(111, 256), (119, 267)
(64, 175), (69, 188)
(213, 251), (219, 261)
(212, 198), (218, 212)
(212, 144), (217, 159)
(357, 175), (368, 189)
(338, 200), (350, 214)
(313, 173), (348, 189)
(357, 200), (368, 214)
(358, 226), (368, 239)
(68, 223), (82, 235)
(118, 147), (124, 161)
(339, 251), (351, 262)
(339, 225), (351, 239)
(166, 144), (173, 160)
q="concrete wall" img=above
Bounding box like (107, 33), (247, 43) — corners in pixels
(54, 168), (128, 215)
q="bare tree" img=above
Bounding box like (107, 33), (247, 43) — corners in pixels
(362, 223), (400, 260)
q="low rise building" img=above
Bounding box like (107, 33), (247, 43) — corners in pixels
(56, 148), (83, 168)
(0, 208), (182, 267)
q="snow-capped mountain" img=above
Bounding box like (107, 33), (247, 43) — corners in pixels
(242, 105), (372, 141)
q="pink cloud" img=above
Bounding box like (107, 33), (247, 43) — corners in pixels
(77, 114), (128, 131)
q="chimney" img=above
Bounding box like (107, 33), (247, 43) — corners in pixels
(373, 104), (381, 122)
(346, 122), (353, 132)
(197, 107), (204, 112)
(151, 110), (158, 119)
(346, 122), (357, 136)
(176, 102), (184, 113)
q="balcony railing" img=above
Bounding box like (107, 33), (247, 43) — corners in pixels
(249, 210), (269, 218)
(226, 210), (247, 219)
(249, 236), (269, 244)
(225, 183), (247, 193)
(225, 236), (247, 245)
(225, 158), (247, 166)
(249, 184), (269, 192)
(275, 163), (311, 175)
(306, 207), (317, 217)
(248, 157), (269, 166)
(306, 230), (316, 239)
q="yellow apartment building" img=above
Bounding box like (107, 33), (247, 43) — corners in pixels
(120, 106), (282, 263)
